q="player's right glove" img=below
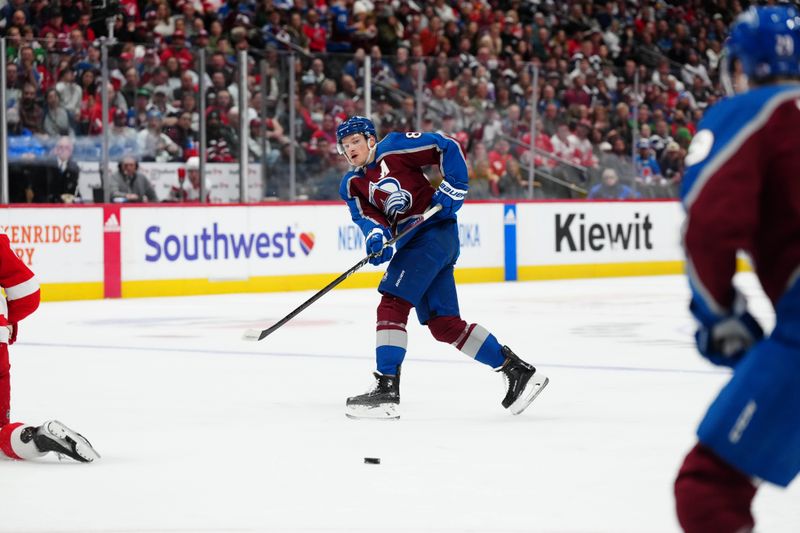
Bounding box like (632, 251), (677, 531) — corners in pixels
(432, 180), (468, 216)
(366, 227), (394, 266)
(690, 291), (764, 368)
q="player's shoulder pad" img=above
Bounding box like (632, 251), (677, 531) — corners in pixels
(375, 131), (446, 160)
(375, 131), (413, 158)
(682, 84), (800, 205)
(338, 169), (363, 200)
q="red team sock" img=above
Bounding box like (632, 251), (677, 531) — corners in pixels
(376, 295), (412, 333)
(375, 295), (413, 375)
(675, 443), (757, 533)
(0, 422), (24, 459)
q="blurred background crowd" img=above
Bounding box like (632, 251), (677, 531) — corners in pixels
(0, 0), (748, 202)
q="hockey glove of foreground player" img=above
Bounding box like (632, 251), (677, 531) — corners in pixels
(432, 180), (467, 217)
(366, 227), (394, 266)
(690, 291), (764, 368)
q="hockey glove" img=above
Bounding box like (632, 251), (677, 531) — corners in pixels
(432, 180), (468, 216)
(690, 293), (764, 368)
(366, 227), (394, 266)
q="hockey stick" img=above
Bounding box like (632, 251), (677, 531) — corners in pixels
(243, 204), (443, 341)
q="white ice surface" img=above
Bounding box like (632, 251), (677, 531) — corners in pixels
(1, 274), (798, 533)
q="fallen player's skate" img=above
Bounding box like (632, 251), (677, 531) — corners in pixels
(33, 420), (101, 463)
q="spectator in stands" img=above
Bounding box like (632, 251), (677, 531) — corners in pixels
(207, 88), (233, 123)
(5, 63), (22, 114)
(152, 2), (176, 38)
(487, 139), (513, 192)
(564, 74), (591, 108)
(658, 141), (684, 196)
(81, 42), (103, 73)
(109, 109), (138, 159)
(540, 101), (560, 137)
(110, 156), (158, 203)
(206, 110), (237, 163)
(39, 6), (69, 45)
(65, 27), (87, 59)
(163, 111), (196, 156)
(498, 157), (531, 199)
(55, 66), (81, 122)
(0, 0), (29, 28)
(303, 9), (327, 53)
(73, 11), (96, 42)
(634, 139), (663, 195)
(570, 121), (598, 169)
(17, 45), (50, 91)
(46, 136), (81, 203)
(550, 123), (574, 166)
(588, 168), (638, 200)
(137, 110), (182, 162)
(16, 82), (44, 135)
(173, 70), (198, 104)
(681, 50), (712, 88)
(43, 88), (73, 138)
(150, 87), (179, 124)
(144, 67), (174, 102)
(248, 118), (274, 164)
(169, 156), (205, 203)
(129, 87), (152, 130)
(78, 67), (97, 101)
(160, 30), (194, 71)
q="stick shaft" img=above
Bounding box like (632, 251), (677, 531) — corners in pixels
(252, 205), (442, 341)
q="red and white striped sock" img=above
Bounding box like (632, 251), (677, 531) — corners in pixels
(0, 422), (46, 460)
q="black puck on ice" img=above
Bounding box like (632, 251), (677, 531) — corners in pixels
(364, 457), (381, 465)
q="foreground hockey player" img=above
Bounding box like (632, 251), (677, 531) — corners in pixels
(0, 230), (99, 463)
(674, 6), (800, 531)
(336, 116), (548, 419)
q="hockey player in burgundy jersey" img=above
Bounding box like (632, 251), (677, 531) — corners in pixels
(674, 6), (800, 532)
(337, 116), (548, 419)
(0, 230), (100, 463)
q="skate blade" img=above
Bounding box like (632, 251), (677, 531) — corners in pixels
(509, 375), (549, 416)
(345, 403), (400, 420)
(45, 421), (101, 462)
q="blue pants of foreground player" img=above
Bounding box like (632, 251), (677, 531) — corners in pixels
(698, 280), (800, 486)
(373, 219), (505, 375)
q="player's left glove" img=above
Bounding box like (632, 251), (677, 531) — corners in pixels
(432, 180), (468, 216)
(366, 227), (394, 266)
(690, 291), (764, 368)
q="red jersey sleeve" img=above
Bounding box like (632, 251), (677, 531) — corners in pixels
(0, 232), (40, 327)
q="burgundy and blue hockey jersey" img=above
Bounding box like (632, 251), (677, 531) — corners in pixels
(681, 84), (800, 316)
(338, 132), (469, 240)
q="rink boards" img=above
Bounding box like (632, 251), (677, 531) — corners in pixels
(2, 201), (690, 301)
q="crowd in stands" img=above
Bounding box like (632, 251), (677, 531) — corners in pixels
(1, 0), (742, 202)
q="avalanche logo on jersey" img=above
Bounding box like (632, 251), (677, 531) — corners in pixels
(369, 177), (413, 219)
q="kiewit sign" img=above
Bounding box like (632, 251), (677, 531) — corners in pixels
(516, 201), (684, 268)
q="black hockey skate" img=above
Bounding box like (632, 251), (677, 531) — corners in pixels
(345, 368), (400, 420)
(497, 346), (549, 415)
(33, 420), (101, 463)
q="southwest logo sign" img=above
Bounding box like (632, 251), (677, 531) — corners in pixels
(144, 223), (314, 261)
